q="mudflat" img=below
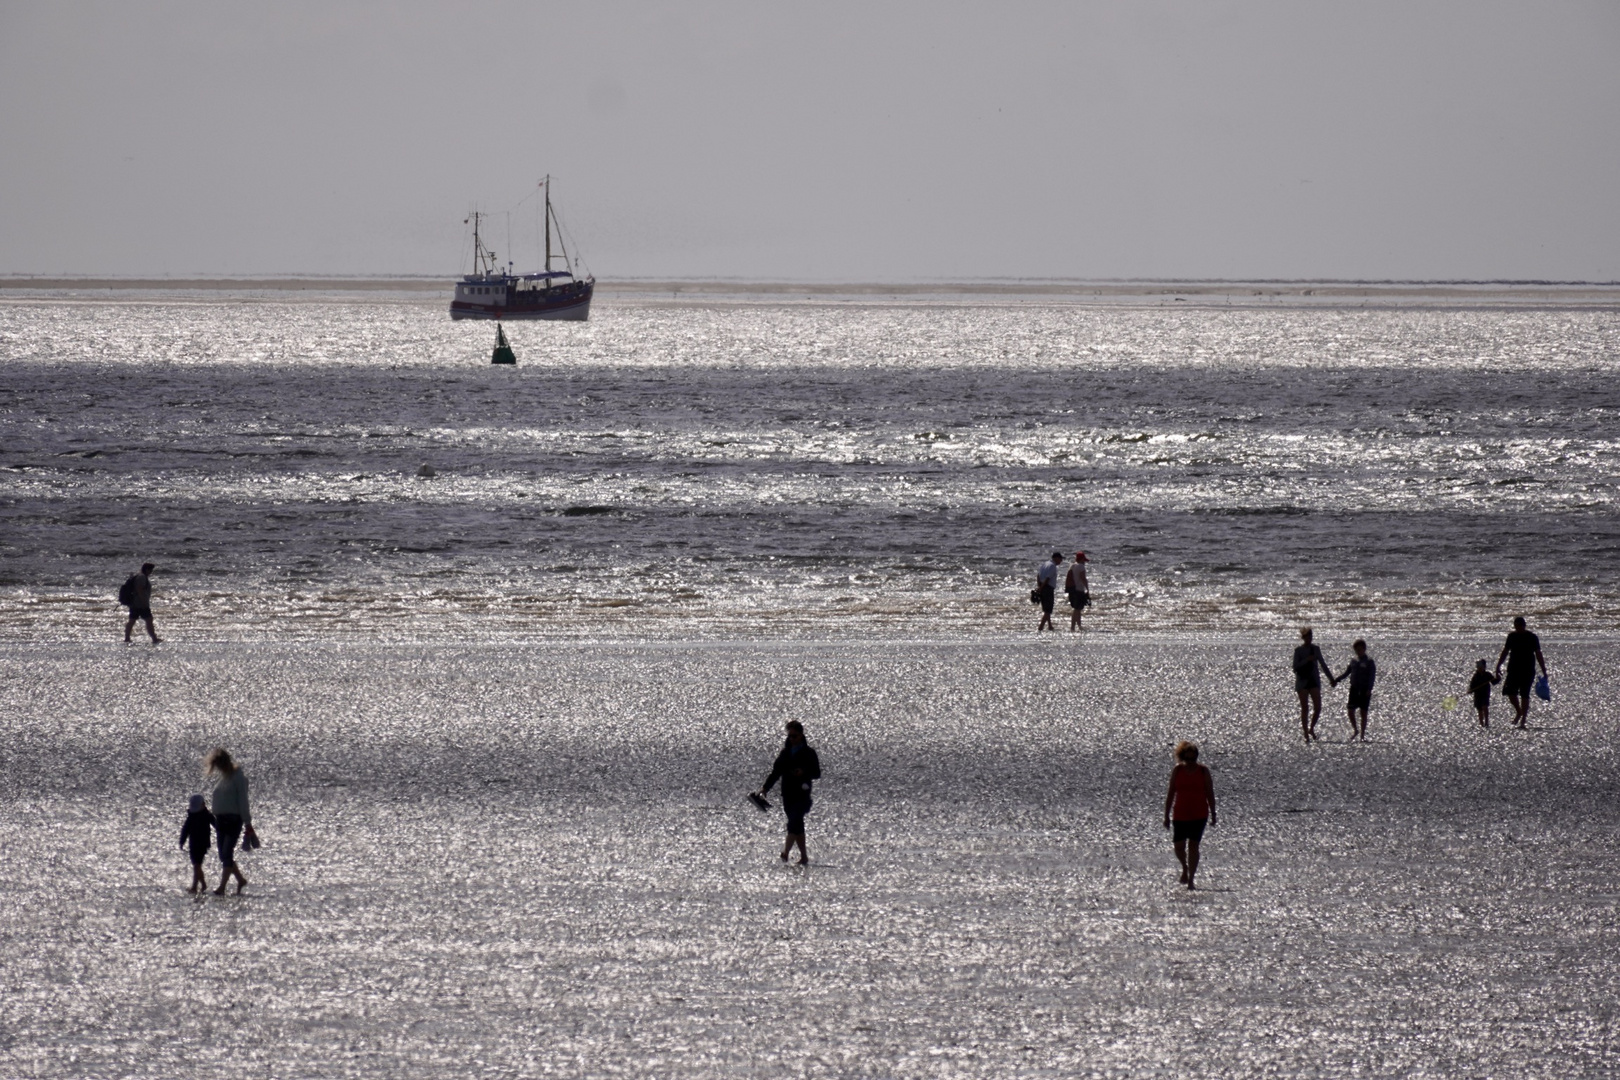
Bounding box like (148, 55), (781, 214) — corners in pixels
(1, 638), (1613, 1078)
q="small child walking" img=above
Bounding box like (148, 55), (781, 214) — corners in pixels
(178, 794), (215, 893)
(1469, 659), (1499, 729)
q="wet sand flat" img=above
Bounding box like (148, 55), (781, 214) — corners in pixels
(1, 638), (1614, 1078)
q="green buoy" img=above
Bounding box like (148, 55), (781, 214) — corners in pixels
(491, 324), (517, 365)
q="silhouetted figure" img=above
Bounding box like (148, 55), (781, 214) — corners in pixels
(1035, 552), (1063, 632)
(120, 562), (161, 644)
(1292, 627), (1333, 742)
(1469, 660), (1499, 729)
(1065, 551), (1091, 631)
(757, 722), (821, 865)
(1495, 616), (1547, 729)
(1163, 741), (1217, 889)
(178, 794), (215, 894)
(1333, 639), (1377, 741)
(207, 748), (256, 894)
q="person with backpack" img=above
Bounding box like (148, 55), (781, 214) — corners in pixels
(120, 563), (161, 644)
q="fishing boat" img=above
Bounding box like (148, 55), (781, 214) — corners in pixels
(450, 176), (594, 321)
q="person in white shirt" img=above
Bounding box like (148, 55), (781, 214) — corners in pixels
(1065, 551), (1091, 631)
(1035, 552), (1063, 632)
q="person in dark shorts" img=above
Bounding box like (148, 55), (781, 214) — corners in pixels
(757, 721), (821, 865)
(1332, 639), (1377, 741)
(121, 562), (161, 645)
(1035, 552), (1062, 632)
(207, 748), (256, 895)
(1468, 659), (1499, 729)
(1494, 616), (1547, 729)
(1163, 740), (1216, 890)
(1065, 551), (1091, 631)
(178, 794), (215, 894)
(1292, 627), (1334, 742)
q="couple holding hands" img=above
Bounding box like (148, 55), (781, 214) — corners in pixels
(1293, 628), (1376, 742)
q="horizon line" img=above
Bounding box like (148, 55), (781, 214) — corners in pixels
(4, 273), (1620, 288)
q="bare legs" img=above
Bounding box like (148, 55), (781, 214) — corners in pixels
(1069, 605), (1083, 632)
(1476, 703), (1489, 729)
(187, 861), (207, 893)
(1297, 686), (1321, 742)
(214, 862), (248, 895)
(124, 612), (160, 644)
(1348, 705), (1368, 741)
(780, 832), (807, 865)
(1173, 838), (1201, 889)
(1506, 689), (1530, 728)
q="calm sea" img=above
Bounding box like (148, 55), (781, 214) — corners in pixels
(2, 295), (1617, 639)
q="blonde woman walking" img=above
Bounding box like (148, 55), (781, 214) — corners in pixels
(207, 748), (256, 895)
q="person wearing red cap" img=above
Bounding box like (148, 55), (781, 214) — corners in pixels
(1065, 552), (1091, 631)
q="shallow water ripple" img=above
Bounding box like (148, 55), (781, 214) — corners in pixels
(2, 301), (1618, 639)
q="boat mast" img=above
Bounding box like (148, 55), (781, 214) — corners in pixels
(543, 176), (552, 274)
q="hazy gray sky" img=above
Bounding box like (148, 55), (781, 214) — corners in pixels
(2, 1), (1617, 280)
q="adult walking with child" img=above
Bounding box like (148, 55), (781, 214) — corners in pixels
(1292, 627), (1334, 743)
(207, 748), (257, 895)
(1495, 616), (1548, 729)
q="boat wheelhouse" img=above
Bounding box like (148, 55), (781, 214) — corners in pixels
(450, 176), (594, 321)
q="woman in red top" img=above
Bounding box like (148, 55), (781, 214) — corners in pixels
(1162, 741), (1217, 890)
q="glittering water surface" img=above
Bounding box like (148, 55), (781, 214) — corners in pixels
(2, 299), (1618, 638)
(2, 298), (1618, 1077)
(1, 640), (1616, 1078)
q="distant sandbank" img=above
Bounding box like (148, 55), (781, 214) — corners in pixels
(3, 275), (1620, 308)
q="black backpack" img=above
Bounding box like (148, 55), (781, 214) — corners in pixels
(118, 575), (139, 607)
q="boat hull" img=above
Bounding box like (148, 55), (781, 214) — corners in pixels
(449, 280), (594, 321)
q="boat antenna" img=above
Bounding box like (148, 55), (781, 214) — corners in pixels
(463, 210), (499, 277)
